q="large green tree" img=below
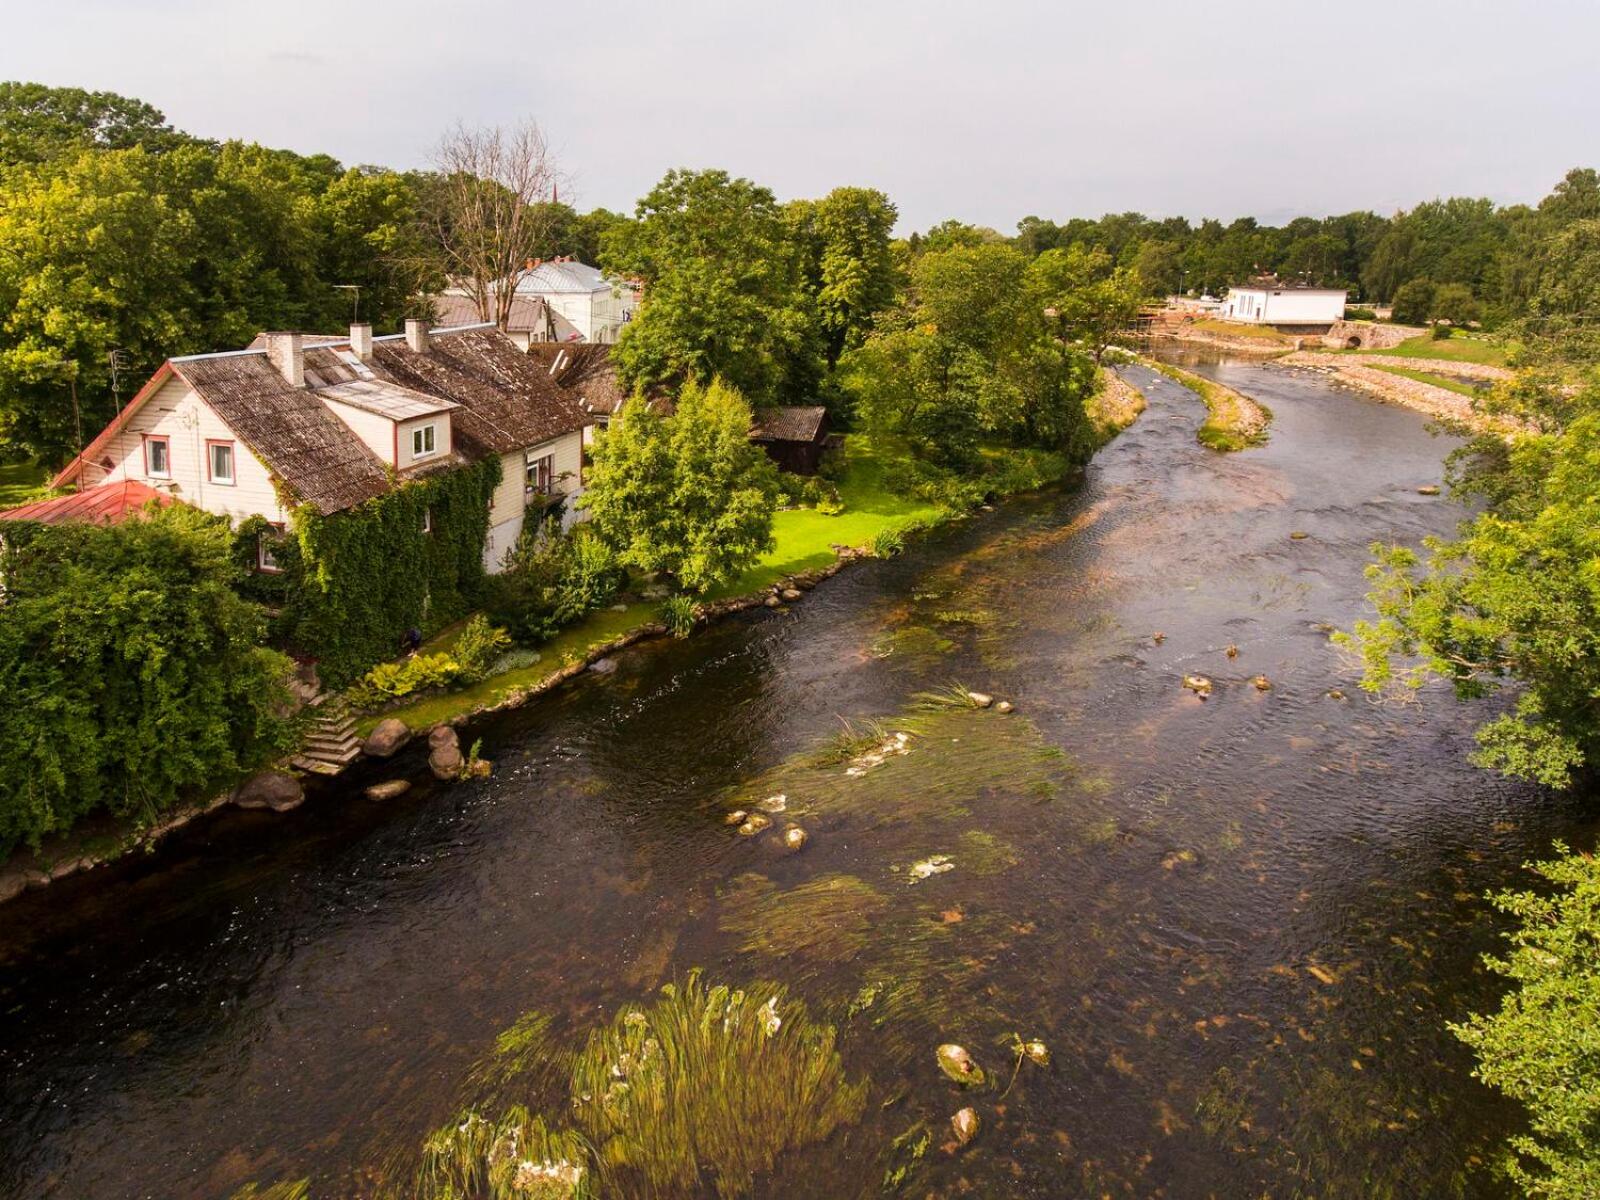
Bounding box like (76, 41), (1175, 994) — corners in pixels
(786, 186), (899, 368)
(604, 169), (818, 404)
(0, 504), (295, 853)
(579, 378), (780, 593)
(0, 81), (188, 166)
(1027, 245), (1145, 362)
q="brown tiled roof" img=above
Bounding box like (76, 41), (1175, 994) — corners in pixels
(366, 327), (593, 457)
(750, 405), (827, 443)
(527, 342), (630, 416)
(174, 353), (394, 515)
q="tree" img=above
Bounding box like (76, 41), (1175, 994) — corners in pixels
(579, 378), (780, 593)
(604, 169), (818, 404)
(418, 120), (565, 329)
(0, 81), (187, 166)
(1389, 277), (1436, 325)
(1027, 245), (1145, 362)
(0, 504), (295, 853)
(786, 187), (899, 368)
(1132, 240), (1183, 296)
(1452, 846), (1600, 1200)
(1429, 281), (1480, 326)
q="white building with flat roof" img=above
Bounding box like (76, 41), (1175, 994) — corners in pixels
(1222, 282), (1347, 326)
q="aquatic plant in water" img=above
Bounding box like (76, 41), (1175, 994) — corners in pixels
(718, 872), (891, 960)
(228, 1184), (311, 1200)
(569, 970), (868, 1198)
(412, 1105), (593, 1200)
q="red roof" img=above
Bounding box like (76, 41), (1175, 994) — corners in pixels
(0, 480), (174, 526)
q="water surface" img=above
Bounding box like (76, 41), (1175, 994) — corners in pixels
(1, 359), (1590, 1198)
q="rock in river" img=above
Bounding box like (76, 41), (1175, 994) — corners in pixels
(1182, 674), (1213, 698)
(951, 1106), (980, 1146)
(783, 826), (809, 852)
(966, 691), (994, 709)
(427, 725), (463, 781)
(365, 779), (411, 801)
(234, 770), (304, 812)
(363, 718), (411, 758)
(937, 1043), (986, 1087)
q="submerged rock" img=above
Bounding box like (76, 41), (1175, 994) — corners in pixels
(937, 1044), (986, 1087)
(1182, 674), (1213, 698)
(1290, 531), (1310, 540)
(1327, 688), (1348, 701)
(1251, 675), (1272, 692)
(951, 1106), (980, 1146)
(1023, 1039), (1051, 1067)
(724, 809), (749, 826)
(737, 813), (773, 837)
(1225, 644), (1239, 659)
(365, 779), (411, 801)
(966, 691), (994, 709)
(1417, 484), (1441, 496)
(907, 855), (955, 883)
(233, 770), (304, 812)
(757, 793), (788, 813)
(363, 717), (412, 758)
(783, 826), (809, 852)
(589, 656), (618, 675)
(1152, 631), (1166, 644)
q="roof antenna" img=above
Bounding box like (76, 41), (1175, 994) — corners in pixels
(108, 348), (131, 418)
(333, 284), (362, 323)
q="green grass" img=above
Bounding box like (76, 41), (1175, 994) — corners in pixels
(1367, 363), (1484, 399)
(1189, 318), (1293, 342)
(1350, 333), (1510, 367)
(0, 461), (48, 509)
(1146, 359), (1272, 450)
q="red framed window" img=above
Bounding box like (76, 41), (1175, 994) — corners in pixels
(143, 434), (171, 478)
(206, 439), (236, 485)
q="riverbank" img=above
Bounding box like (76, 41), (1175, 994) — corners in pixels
(0, 371), (1148, 904)
(1144, 358), (1272, 449)
(1147, 325), (1298, 357)
(1274, 351), (1515, 432)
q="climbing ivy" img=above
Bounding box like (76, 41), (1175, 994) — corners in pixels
(233, 459), (501, 687)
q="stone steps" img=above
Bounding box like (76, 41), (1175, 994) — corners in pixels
(293, 698), (363, 776)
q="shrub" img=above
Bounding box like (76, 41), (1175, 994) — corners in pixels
(871, 527), (906, 558)
(0, 505), (296, 853)
(486, 521), (625, 645)
(1390, 278), (1437, 326)
(454, 615), (512, 683)
(346, 652), (461, 709)
(1344, 306), (1378, 322)
(1432, 322), (1454, 340)
(661, 594), (699, 638)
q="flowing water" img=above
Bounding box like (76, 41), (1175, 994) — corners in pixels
(1, 358), (1594, 1199)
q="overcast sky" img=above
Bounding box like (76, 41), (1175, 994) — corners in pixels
(5, 0), (1596, 233)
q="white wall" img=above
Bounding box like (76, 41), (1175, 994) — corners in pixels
(396, 413), (453, 471)
(320, 396), (398, 466)
(88, 376), (289, 524)
(1262, 290), (1346, 324)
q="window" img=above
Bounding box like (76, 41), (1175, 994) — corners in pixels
(412, 423), (437, 458)
(256, 526), (284, 573)
(421, 506), (432, 534)
(207, 440), (235, 485)
(526, 453), (554, 495)
(143, 435), (170, 478)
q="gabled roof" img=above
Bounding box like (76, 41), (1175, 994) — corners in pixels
(750, 406), (828, 444)
(515, 259), (612, 295)
(428, 292), (582, 340)
(0, 479), (173, 525)
(54, 326), (594, 517)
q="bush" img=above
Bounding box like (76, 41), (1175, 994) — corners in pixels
(1432, 323), (1454, 340)
(0, 505), (296, 853)
(871, 527), (906, 558)
(346, 652), (461, 709)
(485, 520), (625, 646)
(454, 615), (511, 684)
(661, 593), (699, 638)
(1390, 278), (1437, 326)
(1344, 306), (1378, 322)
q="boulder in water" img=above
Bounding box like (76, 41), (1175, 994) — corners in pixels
(937, 1043), (986, 1087)
(1251, 675), (1272, 691)
(363, 718), (412, 758)
(783, 826), (809, 852)
(966, 691), (994, 709)
(995, 700), (1015, 714)
(1290, 531), (1310, 541)
(782, 588), (803, 602)
(724, 809), (749, 826)
(365, 779), (411, 801)
(589, 656), (618, 675)
(234, 770), (304, 812)
(951, 1106), (980, 1146)
(737, 813), (772, 837)
(1417, 485), (1441, 496)
(1182, 674), (1213, 698)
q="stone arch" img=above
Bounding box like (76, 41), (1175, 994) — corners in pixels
(1344, 334), (1363, 349)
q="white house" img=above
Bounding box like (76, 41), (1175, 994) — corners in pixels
(40, 321), (593, 572)
(1221, 281), (1347, 326)
(514, 259), (638, 343)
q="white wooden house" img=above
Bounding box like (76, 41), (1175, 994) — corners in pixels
(1221, 281), (1347, 326)
(514, 259), (637, 343)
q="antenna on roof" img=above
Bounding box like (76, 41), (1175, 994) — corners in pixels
(333, 284), (362, 323)
(108, 348), (131, 418)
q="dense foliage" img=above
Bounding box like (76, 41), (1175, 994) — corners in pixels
(579, 380), (780, 594)
(1452, 847), (1600, 1200)
(236, 459), (501, 688)
(0, 505), (295, 853)
(483, 519), (626, 645)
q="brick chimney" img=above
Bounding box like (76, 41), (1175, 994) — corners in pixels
(349, 322), (373, 362)
(263, 332), (304, 387)
(404, 319), (430, 354)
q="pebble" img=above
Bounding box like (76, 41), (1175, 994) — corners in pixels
(995, 700), (1014, 714)
(967, 691), (994, 709)
(365, 780), (411, 801)
(783, 826), (809, 851)
(951, 1106), (980, 1146)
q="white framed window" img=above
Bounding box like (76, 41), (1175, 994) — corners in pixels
(207, 440), (235, 485)
(421, 506), (432, 534)
(412, 423), (438, 458)
(526, 453), (554, 495)
(256, 527), (284, 573)
(143, 435), (170, 478)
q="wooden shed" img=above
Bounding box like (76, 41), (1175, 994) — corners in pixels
(749, 405), (831, 475)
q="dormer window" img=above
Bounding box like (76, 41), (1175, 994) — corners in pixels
(143, 434), (170, 479)
(412, 423), (438, 458)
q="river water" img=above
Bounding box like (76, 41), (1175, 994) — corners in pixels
(0, 358), (1592, 1199)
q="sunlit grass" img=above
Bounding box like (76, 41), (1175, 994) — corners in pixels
(1349, 333), (1510, 367)
(1146, 359), (1272, 451)
(0, 460), (48, 509)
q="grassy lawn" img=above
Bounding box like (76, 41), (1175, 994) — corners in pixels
(1351, 333), (1510, 368)
(1190, 318), (1293, 342)
(1368, 363), (1484, 399)
(0, 461), (48, 509)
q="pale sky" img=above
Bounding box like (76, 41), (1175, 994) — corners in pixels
(4, 0), (1596, 233)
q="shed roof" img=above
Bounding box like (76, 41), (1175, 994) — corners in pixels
(318, 377), (459, 421)
(750, 405), (828, 443)
(0, 479), (173, 525)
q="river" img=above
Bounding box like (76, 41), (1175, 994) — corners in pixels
(0, 357), (1592, 1199)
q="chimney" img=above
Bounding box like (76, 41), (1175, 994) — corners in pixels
(264, 332), (304, 387)
(349, 322), (373, 362)
(404, 318), (430, 354)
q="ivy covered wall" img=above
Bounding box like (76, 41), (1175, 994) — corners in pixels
(233, 458), (502, 687)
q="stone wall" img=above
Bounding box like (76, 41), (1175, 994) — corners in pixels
(1323, 320), (1427, 350)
